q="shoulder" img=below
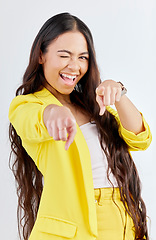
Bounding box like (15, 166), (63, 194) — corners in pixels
(9, 87), (60, 106)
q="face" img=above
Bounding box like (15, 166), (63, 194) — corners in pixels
(40, 31), (89, 99)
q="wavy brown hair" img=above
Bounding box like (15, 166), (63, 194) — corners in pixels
(9, 12), (148, 240)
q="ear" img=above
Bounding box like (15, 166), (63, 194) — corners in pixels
(39, 50), (45, 64)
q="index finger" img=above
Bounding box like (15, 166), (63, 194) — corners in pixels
(65, 118), (77, 150)
(96, 87), (106, 115)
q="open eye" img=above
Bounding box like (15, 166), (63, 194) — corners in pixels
(79, 56), (89, 60)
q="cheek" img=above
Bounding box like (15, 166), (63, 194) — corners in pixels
(44, 60), (64, 75)
(81, 63), (89, 75)
(52, 59), (65, 69)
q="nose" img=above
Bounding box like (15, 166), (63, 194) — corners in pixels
(67, 58), (80, 72)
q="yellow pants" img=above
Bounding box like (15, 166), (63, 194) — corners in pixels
(94, 188), (135, 240)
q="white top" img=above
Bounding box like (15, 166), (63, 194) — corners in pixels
(80, 122), (118, 189)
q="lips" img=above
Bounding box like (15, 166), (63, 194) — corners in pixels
(60, 73), (78, 86)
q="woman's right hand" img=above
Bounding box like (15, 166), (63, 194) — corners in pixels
(43, 104), (77, 150)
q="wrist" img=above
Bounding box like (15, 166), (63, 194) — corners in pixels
(117, 81), (127, 96)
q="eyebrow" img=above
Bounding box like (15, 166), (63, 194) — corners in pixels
(57, 50), (89, 55)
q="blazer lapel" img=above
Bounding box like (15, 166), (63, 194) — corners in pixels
(74, 128), (98, 237)
(35, 88), (98, 236)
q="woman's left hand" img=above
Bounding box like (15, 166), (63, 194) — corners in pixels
(96, 79), (122, 115)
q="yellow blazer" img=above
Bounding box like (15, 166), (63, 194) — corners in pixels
(9, 88), (152, 240)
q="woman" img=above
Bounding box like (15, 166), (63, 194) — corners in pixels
(9, 12), (152, 240)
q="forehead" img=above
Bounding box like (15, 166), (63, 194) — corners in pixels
(48, 31), (88, 52)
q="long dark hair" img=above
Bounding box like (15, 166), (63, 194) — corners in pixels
(9, 12), (148, 240)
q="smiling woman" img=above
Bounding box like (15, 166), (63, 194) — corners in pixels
(8, 12), (152, 240)
(39, 31), (89, 96)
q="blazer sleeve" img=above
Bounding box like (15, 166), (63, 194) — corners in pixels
(8, 94), (52, 143)
(106, 106), (152, 151)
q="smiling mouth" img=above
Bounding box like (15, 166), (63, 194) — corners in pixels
(60, 73), (77, 82)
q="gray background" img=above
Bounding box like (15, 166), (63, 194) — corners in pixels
(0, 0), (155, 239)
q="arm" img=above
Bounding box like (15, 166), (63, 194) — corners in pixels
(9, 94), (76, 149)
(106, 105), (152, 151)
(96, 79), (152, 150)
(9, 94), (52, 143)
(115, 95), (144, 135)
(96, 79), (144, 134)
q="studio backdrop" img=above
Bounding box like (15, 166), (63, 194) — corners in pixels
(0, 0), (155, 239)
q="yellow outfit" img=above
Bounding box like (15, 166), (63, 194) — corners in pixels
(9, 88), (152, 240)
(94, 188), (135, 240)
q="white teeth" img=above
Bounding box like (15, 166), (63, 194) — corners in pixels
(61, 73), (76, 80)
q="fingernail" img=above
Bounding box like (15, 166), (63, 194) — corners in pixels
(99, 108), (105, 116)
(65, 143), (68, 151)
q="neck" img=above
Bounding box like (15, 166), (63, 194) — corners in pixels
(44, 82), (71, 105)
